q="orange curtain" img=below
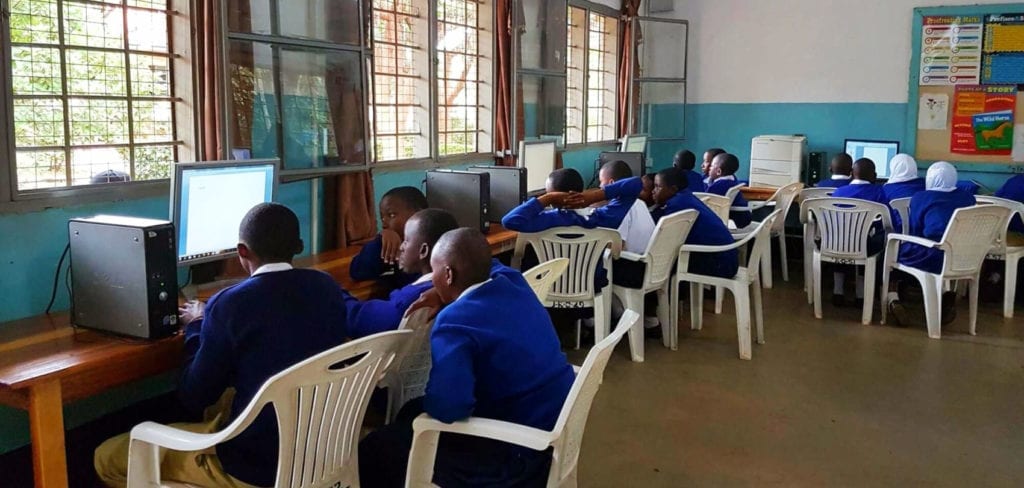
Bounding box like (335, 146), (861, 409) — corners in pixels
(617, 0), (642, 138)
(194, 0), (226, 160)
(493, 0), (515, 166)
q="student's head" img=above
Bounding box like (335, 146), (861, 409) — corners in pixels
(673, 150), (697, 171)
(852, 158), (877, 183)
(238, 203), (303, 273)
(639, 174), (656, 205)
(830, 153), (853, 176)
(652, 167), (686, 205)
(702, 148), (725, 175)
(598, 160), (633, 187)
(545, 168), (585, 193)
(888, 154), (919, 184)
(710, 153), (739, 181)
(925, 161), (958, 192)
(398, 208), (460, 275)
(430, 228), (492, 304)
(380, 186), (428, 238)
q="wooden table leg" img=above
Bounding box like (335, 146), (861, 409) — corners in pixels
(28, 380), (68, 488)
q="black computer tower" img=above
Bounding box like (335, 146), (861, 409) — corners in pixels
(470, 165), (527, 222)
(425, 170), (491, 232)
(807, 151), (826, 186)
(68, 215), (178, 339)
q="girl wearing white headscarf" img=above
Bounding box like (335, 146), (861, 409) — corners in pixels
(883, 154), (926, 231)
(897, 161), (976, 273)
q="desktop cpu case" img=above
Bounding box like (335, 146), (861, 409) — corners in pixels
(68, 216), (179, 340)
(425, 169), (491, 232)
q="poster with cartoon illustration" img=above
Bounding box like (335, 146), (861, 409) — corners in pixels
(951, 85), (1016, 154)
(918, 93), (949, 130)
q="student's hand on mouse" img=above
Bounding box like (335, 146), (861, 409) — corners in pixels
(405, 288), (443, 319)
(380, 229), (402, 264)
(178, 300), (205, 325)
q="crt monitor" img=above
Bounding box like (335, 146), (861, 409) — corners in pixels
(171, 160), (278, 264)
(844, 140), (899, 178)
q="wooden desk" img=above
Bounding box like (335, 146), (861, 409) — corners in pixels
(0, 225), (517, 488)
(740, 186), (777, 201)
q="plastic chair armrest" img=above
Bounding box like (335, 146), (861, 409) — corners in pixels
(130, 421), (234, 453)
(412, 414), (555, 452)
(749, 201), (775, 211)
(617, 251), (646, 262)
(886, 233), (939, 248)
(681, 231), (758, 254)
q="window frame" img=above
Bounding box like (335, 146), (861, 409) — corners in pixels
(0, 0), (197, 213)
(511, 0), (568, 153)
(629, 14), (689, 143)
(564, 0), (619, 148)
(368, 0), (496, 167)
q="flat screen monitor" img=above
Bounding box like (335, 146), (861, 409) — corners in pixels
(599, 151), (646, 178)
(519, 139), (557, 194)
(171, 160), (278, 265)
(844, 140), (899, 178)
(622, 134), (648, 153)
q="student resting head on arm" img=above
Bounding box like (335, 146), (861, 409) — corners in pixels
(349, 186), (428, 288)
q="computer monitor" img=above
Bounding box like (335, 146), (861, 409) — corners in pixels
(518, 139), (557, 194)
(622, 134), (648, 153)
(171, 160), (278, 265)
(844, 140), (900, 178)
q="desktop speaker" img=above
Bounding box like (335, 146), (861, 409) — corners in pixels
(69, 215), (178, 340)
(425, 170), (491, 233)
(807, 151), (826, 186)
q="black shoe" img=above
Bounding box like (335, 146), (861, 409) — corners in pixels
(889, 300), (911, 327)
(941, 291), (957, 325)
(832, 294), (846, 307)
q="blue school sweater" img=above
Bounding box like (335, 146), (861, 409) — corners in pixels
(424, 274), (575, 432)
(349, 233), (419, 289)
(651, 190), (738, 278)
(179, 268), (350, 486)
(704, 177), (752, 228)
(500, 177), (642, 232)
(883, 178), (926, 231)
(817, 176), (852, 188)
(832, 181), (888, 205)
(898, 189), (976, 274)
(684, 170), (704, 192)
(995, 174), (1024, 233)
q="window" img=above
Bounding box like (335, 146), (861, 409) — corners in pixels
(1, 0), (194, 199)
(566, 5), (618, 145)
(513, 0), (566, 145)
(370, 0), (493, 162)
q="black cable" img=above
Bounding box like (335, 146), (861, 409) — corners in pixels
(178, 266), (193, 293)
(45, 243), (71, 314)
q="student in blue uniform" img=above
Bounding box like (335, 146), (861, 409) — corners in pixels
(995, 174), (1024, 245)
(95, 203), (351, 488)
(898, 162), (976, 274)
(701, 147), (725, 187)
(830, 158), (888, 306)
(817, 153), (853, 188)
(501, 168), (643, 233)
(651, 167), (738, 278)
(349, 186), (428, 289)
(883, 154), (926, 231)
(359, 229), (576, 487)
(344, 208), (459, 338)
(639, 173), (656, 207)
(673, 149), (705, 191)
(704, 152), (753, 228)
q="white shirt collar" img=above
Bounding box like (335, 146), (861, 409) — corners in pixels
(252, 262), (293, 276)
(831, 175), (851, 180)
(458, 279), (491, 300)
(850, 179), (871, 185)
(412, 272), (433, 285)
(717, 175), (736, 182)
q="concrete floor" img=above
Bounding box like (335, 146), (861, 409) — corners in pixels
(571, 278), (1024, 487)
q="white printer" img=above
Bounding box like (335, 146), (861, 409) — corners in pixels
(748, 135), (807, 188)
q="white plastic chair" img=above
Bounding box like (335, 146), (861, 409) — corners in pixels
(800, 187), (834, 201)
(404, 310), (641, 488)
(669, 210), (782, 360)
(881, 205), (1010, 338)
(889, 197), (912, 234)
(611, 210), (698, 361)
(805, 198), (893, 325)
(127, 330), (411, 488)
(380, 309), (435, 424)
(524, 258), (571, 303)
(694, 192), (732, 314)
(971, 196), (1024, 318)
(512, 227), (622, 345)
(740, 181), (804, 288)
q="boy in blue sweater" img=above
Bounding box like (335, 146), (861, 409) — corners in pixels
(652, 167), (738, 278)
(349, 186), (428, 289)
(673, 149), (705, 191)
(501, 168), (643, 233)
(359, 229), (575, 487)
(701, 147), (726, 187)
(830, 158), (888, 307)
(705, 152), (753, 228)
(95, 203), (351, 487)
(817, 153), (853, 188)
(344, 208), (459, 338)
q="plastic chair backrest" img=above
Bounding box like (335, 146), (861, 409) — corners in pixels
(640, 210), (698, 287)
(383, 309), (435, 419)
(743, 210), (782, 278)
(800, 187), (834, 202)
(548, 310), (639, 486)
(523, 258), (570, 303)
(805, 198), (892, 261)
(724, 182), (746, 204)
(694, 192), (731, 224)
(974, 195), (1024, 252)
(889, 197), (912, 234)
(512, 227), (622, 304)
(211, 330), (410, 488)
(938, 205), (1011, 276)
(768, 182), (804, 233)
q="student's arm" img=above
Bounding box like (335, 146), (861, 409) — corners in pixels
(344, 288), (414, 338)
(501, 196), (586, 232)
(995, 175), (1024, 201)
(588, 177), (642, 228)
(177, 297), (233, 416)
(349, 234), (385, 281)
(424, 325), (477, 423)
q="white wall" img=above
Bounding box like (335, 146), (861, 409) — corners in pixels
(669, 0), (1012, 104)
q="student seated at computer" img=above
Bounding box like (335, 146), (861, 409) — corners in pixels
(349, 186), (428, 289)
(500, 167), (643, 234)
(829, 158), (888, 307)
(344, 208), (459, 338)
(94, 203), (351, 488)
(995, 174), (1024, 246)
(704, 152), (753, 228)
(817, 153), (853, 188)
(359, 229), (576, 488)
(651, 167), (738, 279)
(701, 147), (726, 187)
(673, 149), (705, 192)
